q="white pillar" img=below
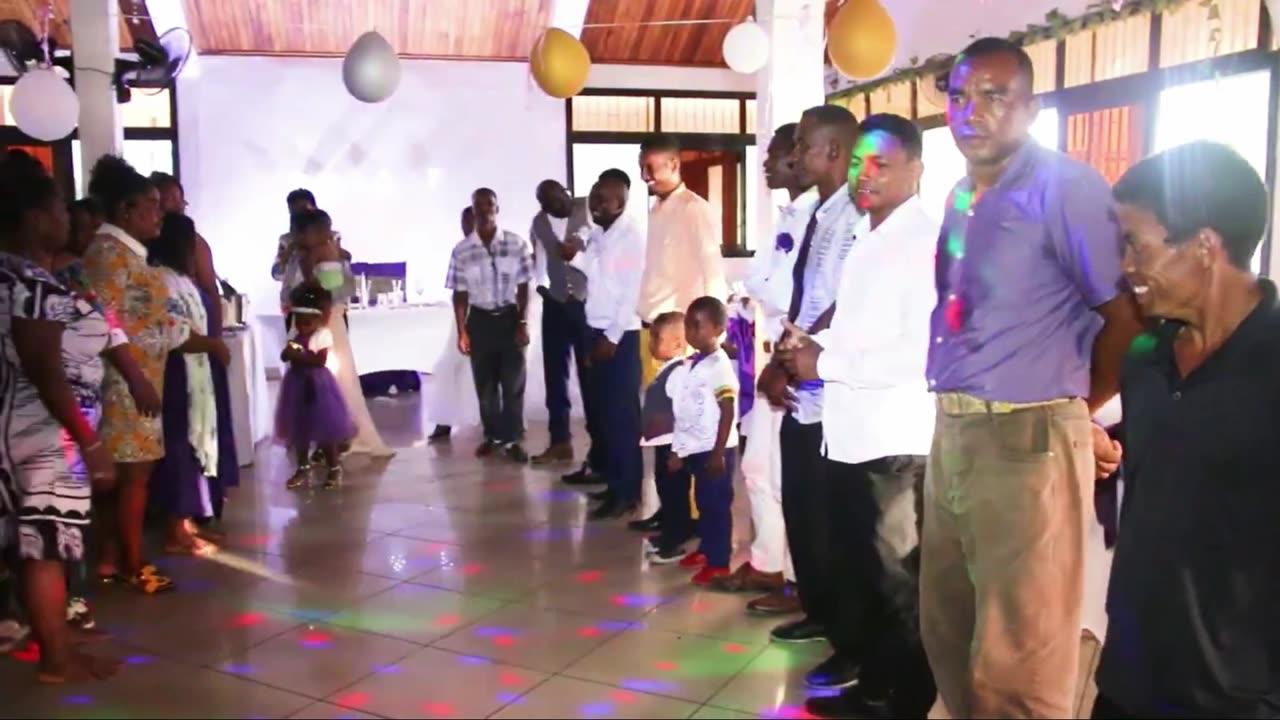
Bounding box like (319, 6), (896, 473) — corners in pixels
(754, 0), (826, 245)
(70, 0), (123, 194)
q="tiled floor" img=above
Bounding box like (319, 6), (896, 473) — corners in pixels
(1, 387), (831, 720)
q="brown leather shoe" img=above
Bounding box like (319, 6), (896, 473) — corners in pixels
(707, 562), (785, 594)
(531, 443), (574, 465)
(747, 582), (802, 615)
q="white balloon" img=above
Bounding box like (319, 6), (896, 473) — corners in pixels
(722, 20), (770, 74)
(342, 31), (401, 103)
(8, 67), (80, 142)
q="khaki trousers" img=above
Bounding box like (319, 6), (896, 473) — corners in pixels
(920, 396), (1094, 719)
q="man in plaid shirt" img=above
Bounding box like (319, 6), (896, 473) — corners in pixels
(446, 187), (534, 463)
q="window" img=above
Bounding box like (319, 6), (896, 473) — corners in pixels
(659, 97), (741, 134)
(72, 139), (174, 198)
(570, 95), (654, 133)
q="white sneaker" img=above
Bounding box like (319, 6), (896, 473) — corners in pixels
(0, 619), (30, 654)
(67, 596), (96, 630)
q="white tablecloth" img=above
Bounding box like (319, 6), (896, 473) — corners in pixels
(254, 305), (449, 376)
(225, 324), (272, 466)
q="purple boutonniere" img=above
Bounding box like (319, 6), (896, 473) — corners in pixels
(775, 232), (795, 253)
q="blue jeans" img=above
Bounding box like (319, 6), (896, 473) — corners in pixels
(687, 449), (737, 569)
(589, 329), (642, 504)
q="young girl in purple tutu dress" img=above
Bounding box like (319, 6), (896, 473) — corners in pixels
(275, 282), (357, 489)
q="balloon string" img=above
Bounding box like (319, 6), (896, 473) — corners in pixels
(38, 0), (53, 68)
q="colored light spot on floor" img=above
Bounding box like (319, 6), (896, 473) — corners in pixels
(653, 660), (678, 672)
(62, 695), (93, 705)
(423, 701), (455, 716)
(576, 570), (604, 583)
(223, 663), (258, 674)
(609, 690), (638, 704)
(493, 635), (516, 647)
(723, 642), (747, 654)
(596, 621), (631, 632)
(496, 691), (524, 704)
(498, 670), (524, 686)
(335, 692), (370, 708)
(690, 600), (710, 612)
(300, 629), (333, 648)
(611, 594), (659, 607)
(434, 614), (461, 627)
(457, 654), (493, 666)
(231, 612), (266, 627)
(764, 705), (818, 719)
(124, 655), (153, 665)
(579, 702), (613, 717)
(577, 626), (601, 638)
(461, 563), (485, 576)
(620, 678), (676, 694)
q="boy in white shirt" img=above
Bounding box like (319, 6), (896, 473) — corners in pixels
(662, 297), (739, 586)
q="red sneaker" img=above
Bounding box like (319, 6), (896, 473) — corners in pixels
(679, 552), (708, 569)
(691, 566), (732, 586)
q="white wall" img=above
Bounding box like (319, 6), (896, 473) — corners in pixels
(177, 55), (567, 312)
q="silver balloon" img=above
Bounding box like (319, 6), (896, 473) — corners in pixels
(342, 31), (401, 103)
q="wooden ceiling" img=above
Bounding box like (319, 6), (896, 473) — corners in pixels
(182, 0), (554, 59)
(2, 0), (818, 66)
(0, 0), (142, 51)
(579, 0), (754, 66)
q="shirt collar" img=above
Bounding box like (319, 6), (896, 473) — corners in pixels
(98, 223), (149, 259)
(959, 140), (1042, 195)
(779, 187), (820, 216)
(813, 184), (852, 220)
(866, 195), (926, 239)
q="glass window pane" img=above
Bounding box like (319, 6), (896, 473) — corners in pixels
(570, 95), (654, 133)
(72, 139), (174, 198)
(660, 97), (740, 134)
(120, 89), (172, 128)
(1154, 69), (1271, 272)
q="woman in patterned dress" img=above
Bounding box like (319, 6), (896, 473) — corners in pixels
(82, 156), (222, 594)
(0, 153), (125, 681)
(148, 213), (231, 554)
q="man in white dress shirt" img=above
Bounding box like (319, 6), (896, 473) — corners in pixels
(446, 188), (534, 463)
(758, 104), (860, 651)
(710, 122), (816, 614)
(564, 174), (647, 520)
(778, 114), (938, 718)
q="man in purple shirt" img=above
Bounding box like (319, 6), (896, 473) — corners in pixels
(919, 38), (1143, 719)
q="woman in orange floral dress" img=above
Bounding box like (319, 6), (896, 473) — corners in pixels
(82, 156), (225, 594)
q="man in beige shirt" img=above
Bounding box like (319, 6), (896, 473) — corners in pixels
(636, 133), (729, 381)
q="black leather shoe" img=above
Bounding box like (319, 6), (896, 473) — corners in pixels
(627, 511), (662, 532)
(805, 687), (893, 719)
(562, 466), (605, 486)
(589, 499), (637, 521)
(804, 653), (860, 690)
(770, 617), (827, 644)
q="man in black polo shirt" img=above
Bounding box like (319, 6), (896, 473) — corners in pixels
(1092, 141), (1280, 718)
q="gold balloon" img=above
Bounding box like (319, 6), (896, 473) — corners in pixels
(827, 0), (897, 80)
(530, 27), (591, 99)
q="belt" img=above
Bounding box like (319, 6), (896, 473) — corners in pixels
(935, 392), (1074, 416)
(470, 305), (517, 316)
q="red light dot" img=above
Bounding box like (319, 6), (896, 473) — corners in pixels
(336, 692), (370, 708)
(300, 630), (332, 646)
(499, 670), (523, 686)
(424, 702), (455, 717)
(723, 642), (746, 654)
(690, 601), (709, 612)
(576, 570), (603, 583)
(610, 690), (638, 704)
(231, 612), (266, 627)
(654, 660), (678, 672)
(609, 595), (628, 606)
(461, 563), (484, 576)
(493, 635), (516, 647)
(434, 614), (461, 627)
(577, 626), (601, 638)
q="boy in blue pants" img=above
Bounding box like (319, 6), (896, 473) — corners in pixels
(657, 297), (739, 586)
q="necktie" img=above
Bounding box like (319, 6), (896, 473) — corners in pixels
(787, 209), (821, 322)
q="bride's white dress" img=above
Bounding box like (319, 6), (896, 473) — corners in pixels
(328, 303), (395, 456)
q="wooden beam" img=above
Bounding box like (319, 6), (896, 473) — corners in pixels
(118, 0), (156, 46)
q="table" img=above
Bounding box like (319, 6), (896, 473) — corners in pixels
(224, 324), (272, 467)
(254, 305), (449, 377)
